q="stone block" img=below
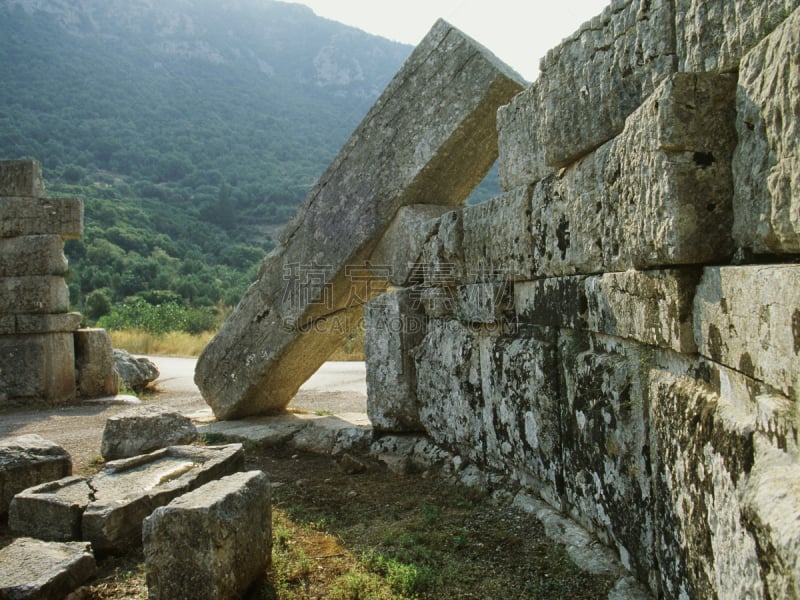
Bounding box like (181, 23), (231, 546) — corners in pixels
(0, 275), (70, 314)
(100, 406), (197, 460)
(420, 209), (465, 287)
(364, 289), (427, 432)
(0, 235), (67, 277)
(676, 0), (800, 72)
(733, 6), (800, 254)
(113, 348), (160, 393)
(454, 282), (512, 324)
(462, 186), (534, 282)
(0, 538), (95, 600)
(0, 434), (71, 514)
(9, 475), (90, 542)
(74, 328), (118, 398)
(538, 0), (676, 168)
(368, 204), (452, 286)
(143, 471), (271, 600)
(418, 286), (457, 318)
(693, 265), (800, 401)
(559, 330), (655, 584)
(0, 196), (82, 239)
(0, 160), (45, 198)
(3, 312), (82, 335)
(82, 444), (244, 554)
(514, 276), (588, 330)
(195, 20), (525, 419)
(0, 333), (76, 405)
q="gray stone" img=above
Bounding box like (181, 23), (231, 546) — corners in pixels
(5, 313), (82, 335)
(454, 282), (512, 325)
(420, 209), (465, 288)
(676, 0), (800, 72)
(0, 276), (70, 314)
(198, 414), (311, 448)
(195, 20), (525, 419)
(113, 349), (159, 392)
(74, 328), (118, 399)
(733, 6), (800, 254)
(538, 0), (676, 168)
(100, 406), (197, 460)
(0, 160), (45, 198)
(0, 434), (71, 514)
(0, 333), (76, 406)
(514, 276), (588, 330)
(364, 289), (426, 432)
(693, 265), (800, 401)
(0, 538), (95, 600)
(0, 197), (82, 239)
(289, 413), (372, 455)
(368, 204), (452, 286)
(143, 471), (271, 600)
(9, 475), (90, 542)
(0, 235), (67, 277)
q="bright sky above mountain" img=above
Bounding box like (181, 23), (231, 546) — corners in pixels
(296, 0), (610, 81)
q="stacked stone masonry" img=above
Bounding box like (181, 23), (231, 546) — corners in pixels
(0, 160), (117, 406)
(365, 3), (800, 598)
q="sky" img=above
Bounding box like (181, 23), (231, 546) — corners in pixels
(295, 0), (610, 81)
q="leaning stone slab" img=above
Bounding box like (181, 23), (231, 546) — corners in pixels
(0, 235), (67, 277)
(733, 6), (800, 254)
(195, 20), (525, 419)
(0, 333), (76, 406)
(0, 275), (70, 314)
(75, 328), (118, 399)
(100, 406), (197, 460)
(694, 265), (800, 401)
(0, 160), (45, 198)
(0, 197), (82, 239)
(0, 434), (71, 514)
(538, 0), (676, 168)
(676, 0), (800, 72)
(143, 471), (271, 600)
(0, 538), (95, 600)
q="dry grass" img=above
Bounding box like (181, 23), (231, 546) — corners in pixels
(108, 329), (214, 357)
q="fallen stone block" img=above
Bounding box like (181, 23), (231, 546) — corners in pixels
(0, 538), (95, 600)
(0, 196), (82, 239)
(143, 470), (271, 600)
(9, 475), (90, 541)
(290, 413), (372, 455)
(676, 0), (800, 72)
(74, 328), (118, 399)
(198, 415), (311, 448)
(365, 289), (427, 432)
(0, 333), (76, 406)
(733, 6), (800, 254)
(693, 265), (800, 401)
(0, 160), (45, 198)
(0, 275), (70, 314)
(195, 20), (525, 419)
(100, 406), (197, 460)
(0, 235), (67, 277)
(113, 349), (159, 392)
(0, 434), (71, 514)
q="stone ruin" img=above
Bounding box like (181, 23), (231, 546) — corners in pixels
(0, 160), (118, 405)
(196, 2), (800, 598)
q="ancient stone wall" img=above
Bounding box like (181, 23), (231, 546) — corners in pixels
(0, 160), (117, 406)
(366, 3), (800, 597)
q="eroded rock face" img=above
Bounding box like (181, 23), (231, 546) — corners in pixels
(194, 19), (525, 419)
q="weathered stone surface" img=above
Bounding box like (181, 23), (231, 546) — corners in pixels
(559, 331), (655, 584)
(0, 434), (71, 514)
(368, 204), (452, 286)
(0, 333), (76, 405)
(0, 275), (70, 314)
(676, 0), (800, 72)
(693, 265), (800, 401)
(585, 269), (701, 353)
(0, 313), (81, 335)
(143, 471), (271, 600)
(538, 0), (676, 168)
(514, 276), (588, 330)
(195, 20), (525, 419)
(454, 282), (512, 324)
(462, 186), (534, 282)
(83, 444), (244, 554)
(74, 328), (118, 399)
(113, 349), (159, 392)
(420, 209), (465, 288)
(9, 475), (90, 541)
(0, 538), (95, 600)
(0, 160), (45, 198)
(733, 6), (800, 254)
(289, 413), (372, 455)
(0, 235), (67, 277)
(364, 289), (426, 432)
(100, 406), (197, 460)
(0, 197), (82, 239)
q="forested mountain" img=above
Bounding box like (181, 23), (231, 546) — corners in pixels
(0, 0), (454, 328)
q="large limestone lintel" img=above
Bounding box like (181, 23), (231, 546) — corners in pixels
(195, 20), (525, 419)
(0, 197), (83, 239)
